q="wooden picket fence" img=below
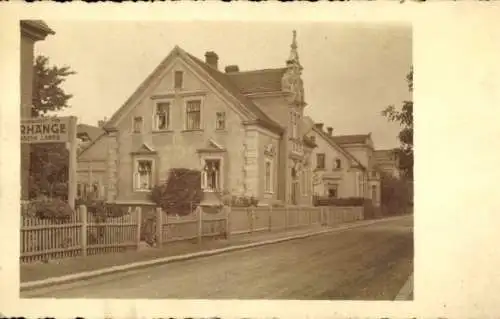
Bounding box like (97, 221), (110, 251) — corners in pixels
(20, 203), (365, 264)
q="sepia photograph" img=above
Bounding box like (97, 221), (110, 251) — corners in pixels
(18, 20), (413, 300)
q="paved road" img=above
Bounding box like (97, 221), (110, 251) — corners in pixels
(22, 215), (413, 300)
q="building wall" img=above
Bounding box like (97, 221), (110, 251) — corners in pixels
(308, 130), (352, 198)
(110, 58), (253, 202)
(256, 130), (280, 204)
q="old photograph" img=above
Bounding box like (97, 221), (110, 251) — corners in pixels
(19, 20), (413, 300)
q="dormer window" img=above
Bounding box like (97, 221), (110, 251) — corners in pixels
(174, 71), (183, 89)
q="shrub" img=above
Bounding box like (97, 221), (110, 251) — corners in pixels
(150, 168), (203, 216)
(313, 196), (365, 207)
(230, 195), (259, 207)
(27, 198), (74, 222)
(380, 173), (413, 216)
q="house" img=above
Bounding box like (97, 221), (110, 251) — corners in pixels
(76, 122), (107, 200)
(20, 20), (55, 200)
(374, 148), (400, 178)
(78, 31), (316, 206)
(304, 125), (382, 206)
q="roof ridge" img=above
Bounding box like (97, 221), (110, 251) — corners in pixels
(228, 67), (287, 75)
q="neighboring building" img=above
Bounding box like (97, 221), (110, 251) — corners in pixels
(304, 126), (382, 206)
(78, 31), (316, 206)
(374, 148), (400, 178)
(76, 122), (107, 200)
(20, 20), (55, 200)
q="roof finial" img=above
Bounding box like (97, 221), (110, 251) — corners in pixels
(288, 30), (300, 65)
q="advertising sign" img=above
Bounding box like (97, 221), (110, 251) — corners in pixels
(21, 116), (71, 144)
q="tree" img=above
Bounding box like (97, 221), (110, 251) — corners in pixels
(381, 66), (413, 180)
(32, 55), (76, 117)
(29, 55), (76, 199)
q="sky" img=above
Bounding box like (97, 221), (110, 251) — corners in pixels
(36, 21), (412, 150)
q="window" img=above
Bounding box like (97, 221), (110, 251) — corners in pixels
(371, 185), (377, 201)
(186, 100), (201, 130)
(134, 159), (154, 191)
(174, 71), (183, 89)
(202, 159), (221, 191)
(316, 153), (325, 169)
(328, 185), (338, 198)
(216, 112), (226, 130)
(133, 116), (143, 133)
(155, 102), (170, 131)
(290, 110), (299, 139)
(334, 158), (342, 170)
(264, 159), (273, 193)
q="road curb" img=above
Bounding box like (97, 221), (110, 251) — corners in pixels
(21, 215), (407, 291)
(394, 272), (413, 301)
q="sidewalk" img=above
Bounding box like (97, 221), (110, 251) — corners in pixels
(21, 224), (328, 283)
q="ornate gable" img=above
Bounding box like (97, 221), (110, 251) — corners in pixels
(281, 30), (305, 106)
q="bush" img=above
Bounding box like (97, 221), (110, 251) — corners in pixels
(313, 196), (365, 207)
(150, 168), (203, 216)
(230, 195), (259, 207)
(75, 199), (130, 222)
(26, 198), (74, 221)
(380, 173), (413, 216)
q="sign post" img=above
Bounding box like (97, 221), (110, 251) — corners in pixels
(21, 116), (78, 209)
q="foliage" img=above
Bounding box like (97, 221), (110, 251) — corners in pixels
(24, 198), (74, 221)
(28, 56), (76, 199)
(150, 168), (203, 216)
(230, 195), (259, 207)
(380, 173), (413, 215)
(381, 66), (413, 180)
(32, 55), (76, 117)
(28, 143), (70, 199)
(313, 196), (365, 207)
(75, 199), (130, 221)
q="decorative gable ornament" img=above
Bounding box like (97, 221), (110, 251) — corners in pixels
(281, 30), (305, 105)
(264, 143), (276, 157)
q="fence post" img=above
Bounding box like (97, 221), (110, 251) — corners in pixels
(249, 208), (255, 234)
(135, 207), (142, 249)
(285, 206), (289, 230)
(156, 207), (162, 248)
(309, 208), (312, 226)
(197, 206), (203, 244)
(224, 205), (231, 240)
(80, 205), (87, 257)
(268, 205), (273, 232)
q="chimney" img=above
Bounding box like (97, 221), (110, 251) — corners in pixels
(225, 65), (240, 73)
(314, 123), (324, 131)
(327, 127), (333, 136)
(98, 117), (107, 128)
(205, 51), (219, 69)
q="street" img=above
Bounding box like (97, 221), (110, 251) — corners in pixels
(22, 215), (413, 300)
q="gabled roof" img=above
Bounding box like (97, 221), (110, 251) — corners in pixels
(21, 20), (55, 38)
(103, 45), (283, 135)
(309, 125), (366, 170)
(132, 143), (156, 155)
(331, 134), (371, 145)
(77, 124), (104, 142)
(197, 138), (226, 153)
(185, 52), (284, 134)
(227, 68), (287, 94)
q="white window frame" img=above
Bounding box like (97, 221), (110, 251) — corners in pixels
(132, 116), (144, 134)
(184, 97), (204, 131)
(264, 158), (273, 194)
(215, 111), (226, 131)
(200, 155), (224, 192)
(316, 153), (325, 169)
(153, 99), (173, 132)
(133, 157), (155, 192)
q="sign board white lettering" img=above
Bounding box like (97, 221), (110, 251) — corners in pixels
(21, 117), (71, 144)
